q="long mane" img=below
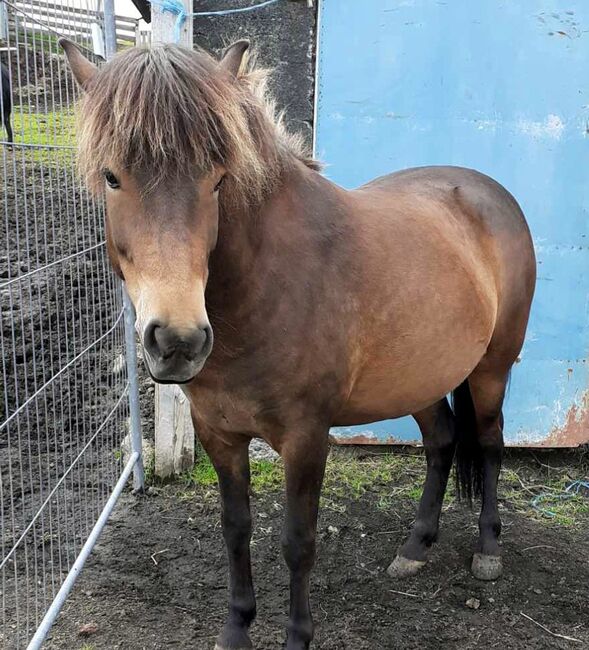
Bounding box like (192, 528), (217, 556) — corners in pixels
(76, 44), (318, 204)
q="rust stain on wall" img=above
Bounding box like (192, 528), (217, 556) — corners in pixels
(542, 389), (589, 447)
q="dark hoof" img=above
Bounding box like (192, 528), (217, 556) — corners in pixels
(471, 553), (503, 581)
(215, 626), (253, 650)
(215, 643), (253, 650)
(386, 554), (426, 579)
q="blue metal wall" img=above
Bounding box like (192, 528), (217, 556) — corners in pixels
(316, 1), (589, 446)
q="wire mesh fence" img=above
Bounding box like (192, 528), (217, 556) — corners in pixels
(1, 1), (142, 647)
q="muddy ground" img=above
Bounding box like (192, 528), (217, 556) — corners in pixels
(44, 449), (589, 650)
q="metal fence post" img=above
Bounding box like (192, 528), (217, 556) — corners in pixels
(123, 286), (145, 492)
(103, 0), (117, 59)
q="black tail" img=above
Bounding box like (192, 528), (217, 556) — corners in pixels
(452, 380), (482, 503)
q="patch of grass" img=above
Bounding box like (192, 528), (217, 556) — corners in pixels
(179, 447), (589, 528)
(183, 449), (428, 508)
(185, 454), (218, 487)
(323, 452), (426, 502)
(14, 29), (64, 55)
(499, 463), (589, 527)
(11, 107), (76, 164)
(183, 454), (284, 492)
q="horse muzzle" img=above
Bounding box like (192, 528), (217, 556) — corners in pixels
(143, 320), (213, 384)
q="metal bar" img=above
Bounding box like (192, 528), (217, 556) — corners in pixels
(123, 286), (145, 492)
(0, 241), (105, 288)
(103, 0), (116, 58)
(0, 141), (76, 150)
(26, 452), (139, 650)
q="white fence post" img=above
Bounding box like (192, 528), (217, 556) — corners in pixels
(151, 0), (195, 479)
(0, 0), (8, 41)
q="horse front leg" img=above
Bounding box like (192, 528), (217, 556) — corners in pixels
(281, 430), (329, 650)
(200, 432), (256, 650)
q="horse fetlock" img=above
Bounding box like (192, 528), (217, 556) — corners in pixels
(228, 602), (256, 629)
(215, 622), (253, 650)
(286, 625), (313, 650)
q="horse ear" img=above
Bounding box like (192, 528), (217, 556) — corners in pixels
(59, 38), (98, 90)
(220, 40), (250, 77)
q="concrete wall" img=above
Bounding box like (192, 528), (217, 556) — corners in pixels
(192, 0), (316, 146)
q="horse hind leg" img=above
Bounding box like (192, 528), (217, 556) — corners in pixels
(455, 366), (510, 581)
(388, 398), (457, 578)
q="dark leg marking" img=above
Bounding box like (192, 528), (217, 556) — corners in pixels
(388, 399), (457, 578)
(281, 432), (328, 650)
(201, 436), (256, 650)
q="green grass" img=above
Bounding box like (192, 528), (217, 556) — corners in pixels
(499, 464), (589, 527)
(15, 30), (65, 55)
(180, 448), (589, 528)
(11, 107), (76, 164)
(183, 450), (427, 504)
(184, 454), (284, 492)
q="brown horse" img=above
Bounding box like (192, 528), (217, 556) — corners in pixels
(60, 39), (536, 650)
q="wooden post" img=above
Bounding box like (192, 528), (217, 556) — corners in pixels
(151, 0), (195, 479)
(151, 0), (192, 46)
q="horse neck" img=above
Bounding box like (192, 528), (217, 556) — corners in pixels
(206, 160), (349, 313)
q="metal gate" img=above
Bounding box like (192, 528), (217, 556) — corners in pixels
(316, 0), (589, 446)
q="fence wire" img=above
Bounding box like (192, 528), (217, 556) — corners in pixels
(0, 1), (141, 647)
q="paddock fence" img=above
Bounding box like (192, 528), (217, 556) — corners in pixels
(1, 0), (141, 53)
(1, 1), (143, 648)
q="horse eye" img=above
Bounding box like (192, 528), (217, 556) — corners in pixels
(104, 170), (120, 189)
(214, 176), (225, 193)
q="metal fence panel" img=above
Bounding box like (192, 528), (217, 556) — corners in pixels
(1, 1), (142, 646)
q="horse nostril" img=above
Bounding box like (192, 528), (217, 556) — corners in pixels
(202, 324), (213, 351)
(153, 325), (179, 360)
(144, 320), (178, 360)
(183, 325), (212, 361)
(143, 320), (163, 359)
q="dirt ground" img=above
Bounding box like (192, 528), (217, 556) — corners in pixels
(44, 449), (589, 650)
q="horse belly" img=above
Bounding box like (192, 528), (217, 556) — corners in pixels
(337, 334), (489, 425)
(336, 277), (496, 425)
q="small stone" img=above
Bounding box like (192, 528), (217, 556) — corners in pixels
(465, 597), (481, 610)
(327, 525), (339, 535)
(488, 597), (495, 603)
(78, 622), (99, 636)
(533, 588), (542, 595)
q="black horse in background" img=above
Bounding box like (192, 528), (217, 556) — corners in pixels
(1, 62), (13, 144)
